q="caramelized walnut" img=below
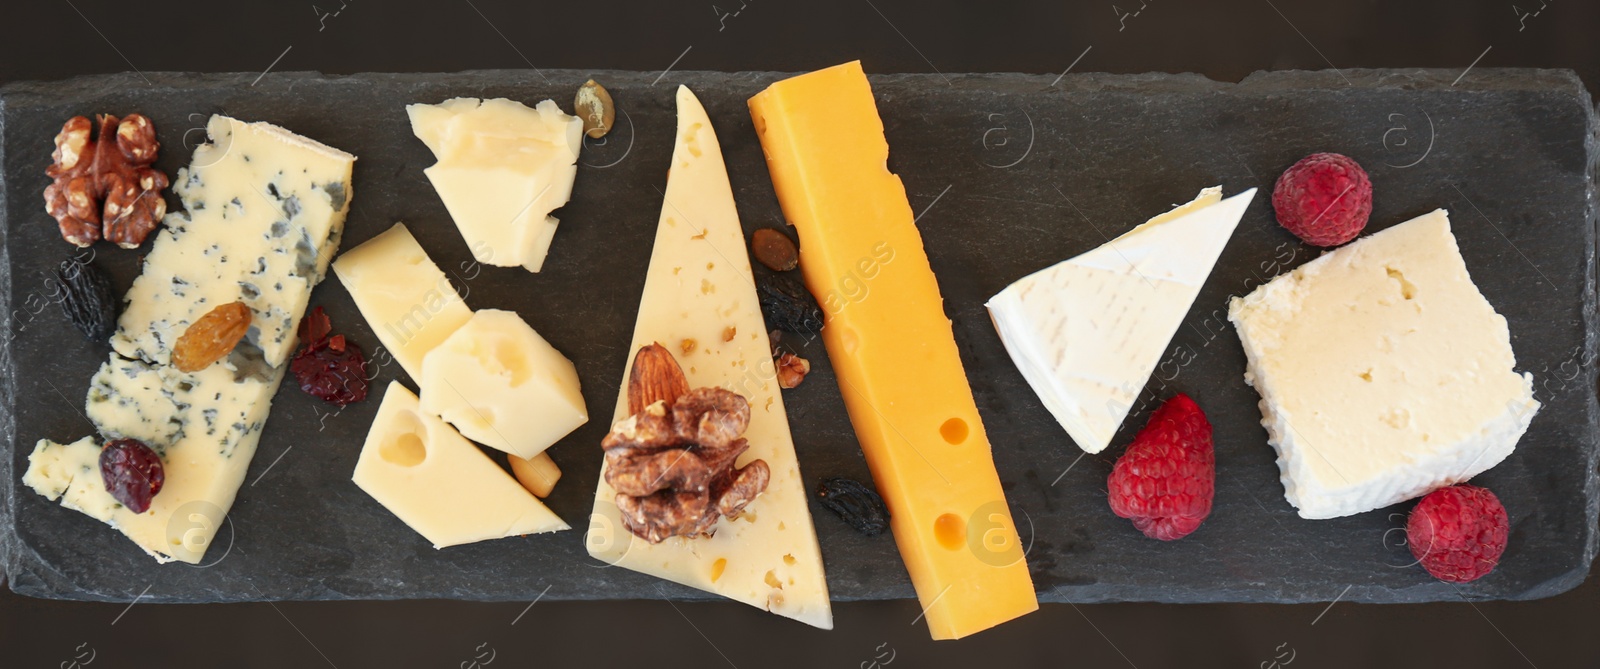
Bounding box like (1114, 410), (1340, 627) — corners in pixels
(604, 344), (770, 543)
(44, 114), (169, 248)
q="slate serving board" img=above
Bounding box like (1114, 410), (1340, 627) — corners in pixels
(0, 68), (1594, 605)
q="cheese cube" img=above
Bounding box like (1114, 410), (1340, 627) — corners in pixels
(406, 98), (581, 272)
(1229, 210), (1540, 519)
(333, 223), (473, 381)
(418, 309), (587, 460)
(352, 382), (568, 548)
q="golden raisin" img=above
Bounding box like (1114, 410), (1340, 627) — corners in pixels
(172, 301), (252, 372)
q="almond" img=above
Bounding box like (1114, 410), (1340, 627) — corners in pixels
(628, 343), (690, 415)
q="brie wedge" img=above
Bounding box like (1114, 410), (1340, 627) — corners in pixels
(584, 86), (832, 629)
(1230, 209), (1538, 519)
(988, 187), (1255, 454)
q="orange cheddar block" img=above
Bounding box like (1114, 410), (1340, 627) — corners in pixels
(749, 61), (1037, 640)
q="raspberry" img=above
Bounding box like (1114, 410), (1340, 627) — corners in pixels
(1107, 394), (1215, 541)
(1406, 484), (1509, 583)
(1271, 152), (1373, 246)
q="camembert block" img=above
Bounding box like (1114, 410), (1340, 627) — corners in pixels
(1229, 210), (1540, 519)
(26, 116), (355, 563)
(333, 223), (473, 381)
(354, 382), (568, 548)
(407, 98), (581, 272)
(750, 61), (1036, 639)
(418, 309), (587, 460)
(988, 187), (1255, 454)
(585, 86), (832, 630)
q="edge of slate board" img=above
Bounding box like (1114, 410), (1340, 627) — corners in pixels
(0, 68), (1595, 604)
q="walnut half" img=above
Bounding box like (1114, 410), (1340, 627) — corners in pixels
(43, 114), (168, 248)
(604, 344), (771, 543)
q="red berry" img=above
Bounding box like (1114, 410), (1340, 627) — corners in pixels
(1271, 152), (1373, 246)
(100, 438), (164, 514)
(291, 306), (369, 407)
(1107, 394), (1215, 541)
(1407, 484), (1509, 583)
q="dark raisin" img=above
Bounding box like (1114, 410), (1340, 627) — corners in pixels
(816, 477), (889, 536)
(291, 306), (368, 406)
(757, 274), (823, 335)
(100, 438), (164, 514)
(54, 258), (119, 342)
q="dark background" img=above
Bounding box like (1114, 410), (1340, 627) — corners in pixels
(2, 1), (1596, 666)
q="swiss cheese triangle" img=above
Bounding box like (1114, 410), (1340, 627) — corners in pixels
(584, 86), (832, 629)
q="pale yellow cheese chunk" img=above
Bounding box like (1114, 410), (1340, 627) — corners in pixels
(418, 309), (588, 460)
(407, 98), (581, 272)
(333, 223), (473, 381)
(352, 382), (568, 548)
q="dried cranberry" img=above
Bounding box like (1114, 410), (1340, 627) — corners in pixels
(100, 439), (164, 513)
(291, 306), (369, 407)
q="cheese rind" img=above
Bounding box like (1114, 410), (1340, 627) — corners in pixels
(987, 187), (1255, 454)
(333, 223), (473, 382)
(418, 309), (587, 460)
(1229, 210), (1539, 519)
(407, 98), (581, 272)
(586, 86), (832, 630)
(353, 382), (568, 548)
(750, 61), (1035, 640)
(26, 116), (354, 564)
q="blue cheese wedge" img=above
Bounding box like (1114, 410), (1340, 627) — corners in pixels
(987, 187), (1255, 454)
(25, 116), (355, 563)
(585, 87), (832, 629)
(1229, 210), (1539, 519)
(112, 116), (353, 368)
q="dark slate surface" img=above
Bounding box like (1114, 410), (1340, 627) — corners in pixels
(0, 68), (1594, 605)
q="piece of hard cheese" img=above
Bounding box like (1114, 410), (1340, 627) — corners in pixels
(333, 223), (473, 382)
(988, 187), (1255, 454)
(25, 116), (354, 564)
(585, 86), (832, 630)
(419, 309), (587, 460)
(353, 382), (568, 548)
(1229, 209), (1540, 519)
(407, 98), (581, 272)
(749, 61), (1035, 639)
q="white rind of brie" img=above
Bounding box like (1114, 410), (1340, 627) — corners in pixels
(987, 187), (1255, 454)
(1229, 209), (1539, 519)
